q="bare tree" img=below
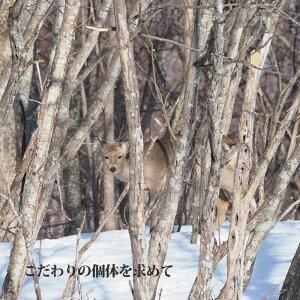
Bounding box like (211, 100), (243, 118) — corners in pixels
(1, 1), (80, 297)
(279, 243), (300, 300)
(114, 0), (148, 297)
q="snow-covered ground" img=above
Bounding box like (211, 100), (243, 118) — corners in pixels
(0, 221), (299, 300)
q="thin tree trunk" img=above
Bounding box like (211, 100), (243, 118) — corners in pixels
(114, 0), (148, 297)
(189, 0), (226, 298)
(0, 0), (54, 241)
(243, 144), (300, 289)
(0, 108), (18, 242)
(220, 10), (282, 298)
(0, 2), (80, 298)
(279, 244), (300, 300)
(103, 30), (117, 230)
(0, 0), (12, 101)
(64, 96), (82, 235)
(79, 0), (99, 232)
(0, 0), (51, 132)
(147, 3), (199, 297)
(187, 0), (214, 247)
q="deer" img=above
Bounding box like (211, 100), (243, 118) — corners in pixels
(103, 133), (243, 231)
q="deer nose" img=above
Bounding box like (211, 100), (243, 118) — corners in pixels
(110, 166), (116, 173)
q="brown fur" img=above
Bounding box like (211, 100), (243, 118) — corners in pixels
(215, 192), (230, 231)
(104, 140), (168, 203)
(104, 135), (238, 230)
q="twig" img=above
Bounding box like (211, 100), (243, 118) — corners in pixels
(10, 130), (38, 195)
(56, 174), (71, 221)
(71, 213), (86, 299)
(286, 108), (300, 160)
(35, 60), (44, 93)
(141, 33), (205, 53)
(41, 220), (75, 229)
(85, 25), (109, 31)
(158, 288), (163, 300)
(129, 280), (134, 297)
(145, 32), (179, 143)
(277, 199), (300, 222)
(62, 185), (129, 299)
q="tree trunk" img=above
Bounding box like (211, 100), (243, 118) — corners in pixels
(103, 43), (117, 231)
(189, 0), (225, 298)
(0, 2), (80, 298)
(114, 0), (148, 297)
(279, 244), (300, 300)
(0, 107), (18, 242)
(219, 7), (283, 298)
(64, 96), (82, 235)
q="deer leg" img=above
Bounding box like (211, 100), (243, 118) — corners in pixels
(214, 197), (229, 231)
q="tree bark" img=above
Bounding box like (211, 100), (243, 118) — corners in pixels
(279, 244), (300, 300)
(63, 96), (82, 235)
(114, 0), (148, 297)
(243, 144), (300, 289)
(219, 7), (284, 298)
(103, 39), (117, 231)
(188, 0), (226, 298)
(0, 1), (80, 298)
(147, 2), (199, 297)
(0, 0), (51, 131)
(0, 0), (52, 241)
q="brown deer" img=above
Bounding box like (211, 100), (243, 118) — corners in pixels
(103, 134), (242, 230)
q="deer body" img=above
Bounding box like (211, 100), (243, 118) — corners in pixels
(104, 135), (238, 230)
(104, 139), (169, 205)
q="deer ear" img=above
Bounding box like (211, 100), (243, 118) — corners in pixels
(124, 141), (130, 160)
(123, 140), (130, 152)
(96, 137), (106, 155)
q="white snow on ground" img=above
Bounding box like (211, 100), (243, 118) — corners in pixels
(0, 221), (299, 300)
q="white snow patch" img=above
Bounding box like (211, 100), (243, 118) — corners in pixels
(0, 221), (299, 299)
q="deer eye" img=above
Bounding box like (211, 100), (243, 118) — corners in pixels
(118, 155), (122, 159)
(105, 156), (109, 159)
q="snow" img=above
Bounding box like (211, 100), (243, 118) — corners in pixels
(0, 221), (300, 300)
